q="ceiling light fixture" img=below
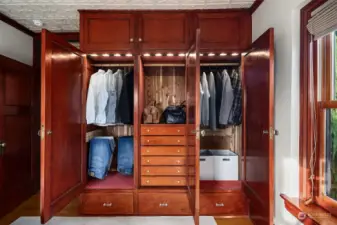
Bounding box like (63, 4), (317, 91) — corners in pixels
(90, 54), (98, 57)
(231, 53), (239, 56)
(102, 53), (110, 57)
(114, 53), (121, 57)
(143, 53), (150, 57)
(126, 53), (133, 57)
(178, 53), (185, 57)
(33, 19), (43, 27)
(220, 53), (227, 56)
(208, 53), (215, 57)
(167, 53), (174, 57)
(155, 53), (162, 57)
(200, 53), (204, 56)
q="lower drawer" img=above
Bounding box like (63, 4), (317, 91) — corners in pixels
(141, 176), (187, 186)
(138, 193), (191, 215)
(80, 192), (134, 215)
(200, 193), (247, 215)
(141, 166), (191, 176)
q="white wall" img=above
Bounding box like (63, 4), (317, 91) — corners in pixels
(0, 21), (33, 66)
(252, 0), (310, 224)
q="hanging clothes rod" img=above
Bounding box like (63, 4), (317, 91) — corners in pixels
(143, 63), (185, 67)
(200, 63), (240, 66)
(91, 63), (134, 67)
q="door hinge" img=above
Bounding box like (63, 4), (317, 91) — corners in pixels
(38, 125), (45, 140)
(263, 127), (279, 140)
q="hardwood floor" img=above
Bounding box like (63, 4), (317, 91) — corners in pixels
(0, 194), (252, 225)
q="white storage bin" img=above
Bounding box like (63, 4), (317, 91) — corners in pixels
(200, 150), (214, 180)
(210, 150), (239, 181)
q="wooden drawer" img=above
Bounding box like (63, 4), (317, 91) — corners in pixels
(141, 176), (187, 186)
(141, 156), (188, 166)
(141, 146), (187, 156)
(200, 193), (247, 215)
(141, 125), (185, 136)
(141, 166), (191, 176)
(138, 193), (191, 215)
(141, 136), (186, 145)
(80, 192), (134, 215)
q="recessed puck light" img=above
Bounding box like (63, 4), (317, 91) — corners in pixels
(33, 19), (43, 27)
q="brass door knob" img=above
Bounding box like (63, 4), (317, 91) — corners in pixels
(0, 142), (6, 148)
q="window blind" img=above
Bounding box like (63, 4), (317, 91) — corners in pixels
(307, 0), (337, 40)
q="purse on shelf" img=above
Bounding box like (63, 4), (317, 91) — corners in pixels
(161, 101), (186, 124)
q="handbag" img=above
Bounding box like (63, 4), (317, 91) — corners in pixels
(161, 102), (186, 124)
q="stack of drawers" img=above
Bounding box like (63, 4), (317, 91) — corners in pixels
(140, 124), (189, 186)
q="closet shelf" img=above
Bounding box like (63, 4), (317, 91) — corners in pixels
(86, 172), (134, 190)
(200, 180), (242, 193)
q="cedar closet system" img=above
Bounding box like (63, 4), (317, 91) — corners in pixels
(40, 10), (275, 225)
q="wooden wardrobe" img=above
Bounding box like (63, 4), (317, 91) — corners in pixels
(40, 9), (275, 225)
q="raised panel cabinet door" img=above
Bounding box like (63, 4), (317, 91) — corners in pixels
(242, 28), (275, 225)
(196, 12), (251, 51)
(0, 56), (34, 218)
(185, 29), (201, 225)
(41, 29), (86, 224)
(80, 12), (135, 52)
(139, 13), (190, 51)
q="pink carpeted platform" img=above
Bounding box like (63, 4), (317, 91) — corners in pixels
(86, 172), (134, 190)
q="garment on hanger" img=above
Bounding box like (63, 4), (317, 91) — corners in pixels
(200, 83), (204, 119)
(219, 70), (234, 126)
(201, 72), (210, 126)
(88, 136), (115, 179)
(118, 70), (134, 124)
(215, 71), (224, 127)
(106, 69), (117, 124)
(208, 72), (217, 130)
(86, 69), (108, 124)
(228, 69), (242, 125)
(115, 69), (124, 123)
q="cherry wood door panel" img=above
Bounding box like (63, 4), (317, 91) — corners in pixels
(141, 125), (186, 136)
(80, 192), (134, 215)
(242, 29), (275, 225)
(141, 136), (186, 145)
(141, 146), (187, 156)
(141, 166), (190, 176)
(0, 55), (35, 218)
(141, 176), (187, 186)
(186, 29), (201, 225)
(41, 30), (86, 223)
(196, 12), (251, 51)
(141, 156), (189, 166)
(138, 193), (191, 215)
(80, 12), (135, 52)
(199, 193), (247, 215)
(139, 13), (190, 50)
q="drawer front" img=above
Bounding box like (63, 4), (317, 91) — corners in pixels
(141, 125), (185, 136)
(142, 156), (187, 166)
(141, 166), (189, 176)
(200, 193), (247, 215)
(141, 176), (186, 186)
(81, 192), (134, 215)
(138, 193), (191, 215)
(141, 146), (187, 156)
(141, 136), (186, 145)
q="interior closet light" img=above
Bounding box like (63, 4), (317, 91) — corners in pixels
(143, 53), (151, 57)
(208, 53), (215, 57)
(167, 53), (174, 57)
(102, 54), (110, 57)
(220, 53), (227, 56)
(114, 53), (121, 57)
(33, 19), (43, 27)
(90, 54), (98, 57)
(200, 53), (204, 56)
(231, 53), (239, 56)
(155, 53), (162, 57)
(126, 53), (133, 57)
(178, 53), (185, 57)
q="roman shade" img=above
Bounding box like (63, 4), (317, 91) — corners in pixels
(307, 0), (337, 40)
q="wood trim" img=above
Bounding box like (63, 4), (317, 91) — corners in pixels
(250, 0), (264, 14)
(0, 12), (35, 37)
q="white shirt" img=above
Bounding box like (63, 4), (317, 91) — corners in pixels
(86, 69), (108, 124)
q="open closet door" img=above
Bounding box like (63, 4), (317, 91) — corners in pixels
(186, 29), (201, 225)
(242, 28), (275, 225)
(40, 29), (86, 224)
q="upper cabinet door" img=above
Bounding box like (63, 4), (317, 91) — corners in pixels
(196, 12), (251, 51)
(242, 28), (274, 225)
(80, 12), (135, 52)
(186, 29), (201, 225)
(41, 29), (86, 224)
(139, 13), (190, 51)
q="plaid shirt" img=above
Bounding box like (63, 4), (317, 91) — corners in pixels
(229, 70), (242, 125)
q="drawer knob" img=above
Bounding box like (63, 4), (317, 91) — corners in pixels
(177, 170), (181, 173)
(177, 149), (181, 153)
(139, 38), (143, 42)
(130, 38), (134, 42)
(146, 180), (150, 183)
(177, 180), (181, 184)
(146, 160), (150, 163)
(176, 160), (181, 164)
(103, 202), (112, 207)
(147, 140), (150, 143)
(215, 203), (224, 207)
(146, 170), (150, 173)
(147, 129), (150, 132)
(159, 203), (168, 207)
(146, 149), (150, 153)
(177, 140), (180, 143)
(177, 129), (180, 132)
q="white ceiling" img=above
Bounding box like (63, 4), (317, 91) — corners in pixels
(0, 0), (255, 32)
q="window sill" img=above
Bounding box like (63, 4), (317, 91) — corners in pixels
(280, 194), (337, 225)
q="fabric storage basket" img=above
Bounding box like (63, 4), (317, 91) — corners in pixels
(200, 150), (214, 180)
(209, 150), (239, 181)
